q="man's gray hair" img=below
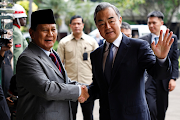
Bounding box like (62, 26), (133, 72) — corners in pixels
(94, 2), (121, 24)
(121, 22), (131, 30)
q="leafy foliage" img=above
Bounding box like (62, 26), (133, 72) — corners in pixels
(15, 1), (38, 32)
(16, 0), (38, 15)
(53, 40), (59, 51)
(74, 1), (99, 33)
(39, 0), (98, 33)
(21, 0), (180, 35)
(102, 0), (145, 13)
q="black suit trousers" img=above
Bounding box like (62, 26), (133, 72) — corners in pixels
(156, 80), (169, 120)
(146, 79), (169, 120)
(0, 84), (10, 120)
(146, 79), (157, 120)
(71, 100), (94, 120)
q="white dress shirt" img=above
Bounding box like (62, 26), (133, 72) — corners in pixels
(103, 32), (122, 71)
(151, 33), (159, 44)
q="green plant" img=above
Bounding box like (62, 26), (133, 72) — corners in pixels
(53, 40), (59, 51)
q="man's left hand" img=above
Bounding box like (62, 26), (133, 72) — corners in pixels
(151, 29), (174, 59)
(169, 79), (176, 91)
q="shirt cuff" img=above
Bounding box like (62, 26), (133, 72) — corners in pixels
(78, 85), (81, 97)
(157, 56), (167, 65)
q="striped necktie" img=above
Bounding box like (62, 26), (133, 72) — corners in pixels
(49, 52), (62, 73)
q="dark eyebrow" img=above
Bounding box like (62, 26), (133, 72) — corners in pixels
(97, 19), (103, 23)
(108, 17), (114, 20)
(97, 17), (114, 23)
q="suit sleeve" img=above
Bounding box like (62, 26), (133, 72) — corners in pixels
(170, 35), (179, 79)
(138, 40), (172, 80)
(16, 55), (79, 101)
(87, 52), (100, 101)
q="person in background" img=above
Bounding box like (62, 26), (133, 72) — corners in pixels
(121, 22), (132, 38)
(16, 9), (89, 120)
(57, 15), (99, 120)
(139, 11), (179, 120)
(94, 32), (104, 46)
(0, 39), (13, 120)
(12, 4), (28, 74)
(87, 2), (173, 120)
(0, 30), (14, 120)
(0, 30), (13, 98)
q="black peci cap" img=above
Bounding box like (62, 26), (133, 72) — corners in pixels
(31, 9), (56, 30)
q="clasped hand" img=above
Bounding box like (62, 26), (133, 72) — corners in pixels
(151, 29), (174, 59)
(78, 85), (89, 103)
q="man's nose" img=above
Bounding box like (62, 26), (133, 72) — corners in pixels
(48, 30), (54, 36)
(149, 23), (153, 27)
(105, 22), (111, 29)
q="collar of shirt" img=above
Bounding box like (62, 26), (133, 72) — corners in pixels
(40, 48), (53, 56)
(105, 32), (122, 51)
(103, 32), (122, 70)
(151, 33), (159, 43)
(69, 32), (86, 40)
(13, 23), (20, 29)
(31, 42), (52, 56)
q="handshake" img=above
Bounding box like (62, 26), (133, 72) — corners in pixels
(78, 85), (89, 103)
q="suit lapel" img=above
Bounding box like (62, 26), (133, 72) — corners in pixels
(96, 43), (109, 87)
(147, 34), (152, 45)
(109, 34), (130, 88)
(42, 58), (64, 79)
(29, 43), (64, 79)
(53, 50), (69, 83)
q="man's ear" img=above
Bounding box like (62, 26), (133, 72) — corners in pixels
(29, 29), (34, 40)
(161, 20), (164, 26)
(119, 17), (122, 25)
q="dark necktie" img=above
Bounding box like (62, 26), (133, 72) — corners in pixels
(49, 52), (62, 73)
(104, 43), (114, 84)
(154, 37), (159, 45)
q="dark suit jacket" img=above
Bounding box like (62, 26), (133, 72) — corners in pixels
(139, 33), (179, 119)
(89, 34), (172, 120)
(16, 42), (80, 120)
(1, 50), (13, 98)
(139, 33), (179, 91)
(0, 55), (10, 120)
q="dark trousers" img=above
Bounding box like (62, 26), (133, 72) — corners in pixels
(71, 100), (94, 120)
(145, 79), (157, 120)
(156, 81), (169, 120)
(0, 85), (10, 120)
(146, 79), (169, 120)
